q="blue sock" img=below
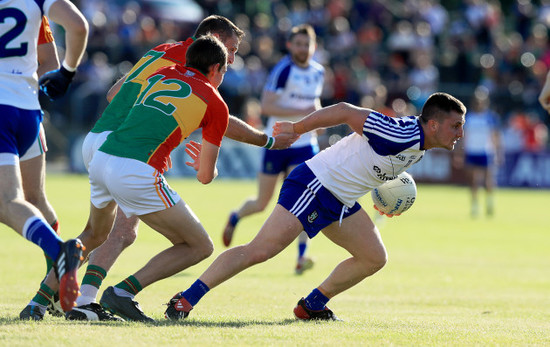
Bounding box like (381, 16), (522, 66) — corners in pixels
(182, 279), (210, 306)
(229, 212), (239, 227)
(298, 242), (307, 259)
(304, 288), (329, 311)
(23, 217), (62, 260)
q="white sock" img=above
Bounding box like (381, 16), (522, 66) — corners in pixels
(29, 300), (47, 314)
(75, 284), (99, 306)
(113, 286), (134, 299)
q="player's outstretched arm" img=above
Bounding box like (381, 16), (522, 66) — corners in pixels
(224, 115), (298, 149)
(273, 102), (371, 137)
(539, 71), (550, 114)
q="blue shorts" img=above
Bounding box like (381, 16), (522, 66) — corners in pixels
(465, 153), (493, 167)
(0, 104), (42, 157)
(262, 145), (318, 175)
(277, 163), (361, 238)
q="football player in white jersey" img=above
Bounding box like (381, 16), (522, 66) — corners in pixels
(164, 92), (466, 321)
(0, 0), (88, 319)
(222, 24), (324, 274)
(460, 93), (501, 217)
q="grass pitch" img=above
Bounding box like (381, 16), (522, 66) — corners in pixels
(0, 173), (548, 346)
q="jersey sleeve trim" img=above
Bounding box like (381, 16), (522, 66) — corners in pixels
(362, 111), (422, 155)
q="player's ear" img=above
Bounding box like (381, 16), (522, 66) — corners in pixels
(428, 119), (438, 131)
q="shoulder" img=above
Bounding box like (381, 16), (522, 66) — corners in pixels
(270, 56), (293, 74)
(309, 60), (325, 73)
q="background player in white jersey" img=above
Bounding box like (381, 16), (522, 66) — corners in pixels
(164, 92), (466, 321)
(460, 93), (501, 217)
(222, 24), (324, 274)
(19, 18), (61, 311)
(0, 0), (88, 319)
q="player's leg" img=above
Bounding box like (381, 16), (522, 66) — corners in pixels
(165, 204), (303, 320)
(294, 208), (387, 321)
(76, 209), (139, 306)
(222, 172), (279, 246)
(287, 146), (317, 274)
(20, 201), (116, 319)
(99, 200), (212, 322)
(65, 206), (133, 321)
(20, 152), (60, 274)
(469, 166), (482, 217)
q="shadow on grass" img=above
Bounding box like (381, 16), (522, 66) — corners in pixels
(0, 316), (307, 328)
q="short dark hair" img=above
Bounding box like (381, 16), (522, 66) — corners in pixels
(288, 24), (316, 42)
(420, 92), (467, 123)
(185, 35), (227, 76)
(194, 15), (245, 42)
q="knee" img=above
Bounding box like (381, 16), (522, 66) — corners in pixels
(367, 248), (388, 274)
(246, 247), (271, 265)
(196, 238), (214, 261)
(109, 225), (138, 248)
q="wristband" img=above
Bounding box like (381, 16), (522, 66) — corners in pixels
(263, 136), (275, 149)
(62, 60), (77, 72)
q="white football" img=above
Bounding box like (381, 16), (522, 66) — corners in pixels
(371, 172), (417, 215)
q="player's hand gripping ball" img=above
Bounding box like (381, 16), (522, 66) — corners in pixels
(371, 172), (416, 217)
(39, 66), (76, 100)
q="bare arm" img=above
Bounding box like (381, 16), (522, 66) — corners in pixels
(539, 71), (550, 114)
(225, 115), (299, 149)
(196, 139), (220, 184)
(107, 73), (128, 102)
(47, 0), (88, 69)
(273, 102), (370, 136)
(37, 42), (59, 78)
(261, 90), (318, 117)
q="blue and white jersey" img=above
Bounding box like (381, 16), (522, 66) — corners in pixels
(463, 109), (499, 155)
(0, 0), (57, 109)
(306, 111), (425, 207)
(263, 55), (325, 148)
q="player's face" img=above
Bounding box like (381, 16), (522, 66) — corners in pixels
(210, 63), (228, 89)
(287, 34), (315, 67)
(221, 34), (240, 65)
(434, 111), (465, 150)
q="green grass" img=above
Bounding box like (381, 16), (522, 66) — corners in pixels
(1, 174), (549, 346)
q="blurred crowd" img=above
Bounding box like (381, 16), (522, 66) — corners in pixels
(43, 0), (550, 157)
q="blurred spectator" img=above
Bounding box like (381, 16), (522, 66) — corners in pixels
(42, 0), (549, 162)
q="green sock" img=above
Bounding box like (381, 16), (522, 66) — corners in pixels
(82, 265), (107, 289)
(32, 283), (55, 306)
(115, 275), (143, 296)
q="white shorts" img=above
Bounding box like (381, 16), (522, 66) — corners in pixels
(20, 123), (47, 162)
(81, 131), (111, 171)
(89, 151), (181, 217)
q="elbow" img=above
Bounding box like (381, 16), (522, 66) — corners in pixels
(76, 15), (90, 36)
(197, 176), (214, 185)
(335, 102), (353, 111)
(196, 172), (216, 184)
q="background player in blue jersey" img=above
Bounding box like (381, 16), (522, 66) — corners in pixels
(0, 0), (88, 319)
(165, 92), (466, 321)
(223, 24), (324, 274)
(460, 93), (501, 217)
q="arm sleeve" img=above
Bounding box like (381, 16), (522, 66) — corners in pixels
(362, 111), (422, 156)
